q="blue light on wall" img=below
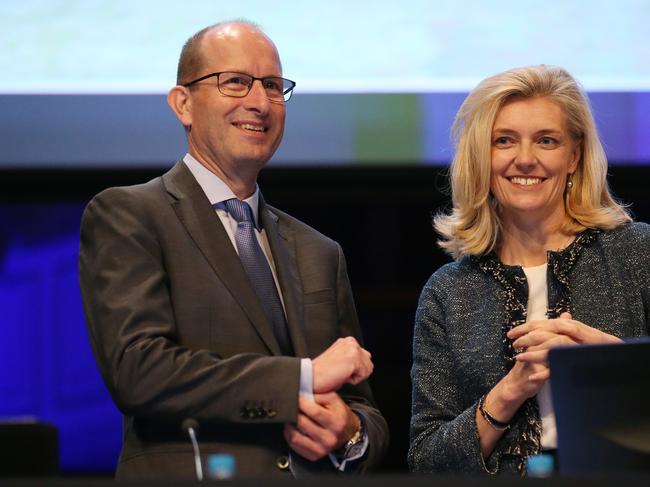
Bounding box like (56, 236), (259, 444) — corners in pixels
(0, 203), (121, 473)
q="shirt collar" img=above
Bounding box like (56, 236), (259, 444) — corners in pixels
(182, 153), (262, 228)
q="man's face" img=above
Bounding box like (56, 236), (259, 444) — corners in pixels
(182, 26), (286, 181)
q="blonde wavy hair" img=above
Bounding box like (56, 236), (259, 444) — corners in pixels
(435, 65), (631, 259)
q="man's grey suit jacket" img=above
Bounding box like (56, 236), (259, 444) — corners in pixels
(78, 161), (388, 479)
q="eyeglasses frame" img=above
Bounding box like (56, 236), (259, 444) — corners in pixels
(181, 71), (296, 102)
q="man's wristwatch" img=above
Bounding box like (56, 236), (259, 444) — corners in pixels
(335, 417), (364, 458)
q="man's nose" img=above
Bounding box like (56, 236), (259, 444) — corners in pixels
(243, 80), (270, 113)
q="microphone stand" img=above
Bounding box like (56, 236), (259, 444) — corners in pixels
(182, 418), (203, 481)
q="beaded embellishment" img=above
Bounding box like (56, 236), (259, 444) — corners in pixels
(474, 228), (599, 473)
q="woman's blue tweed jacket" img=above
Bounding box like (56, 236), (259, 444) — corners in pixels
(409, 222), (650, 474)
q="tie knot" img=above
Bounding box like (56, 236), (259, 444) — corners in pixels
(222, 198), (256, 225)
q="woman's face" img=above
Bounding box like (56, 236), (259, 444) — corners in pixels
(490, 96), (580, 228)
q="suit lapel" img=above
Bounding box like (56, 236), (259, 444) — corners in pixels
(162, 162), (282, 355)
(260, 196), (308, 357)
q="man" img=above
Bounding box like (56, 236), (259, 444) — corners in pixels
(79, 20), (388, 479)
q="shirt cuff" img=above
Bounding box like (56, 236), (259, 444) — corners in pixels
(299, 358), (314, 401)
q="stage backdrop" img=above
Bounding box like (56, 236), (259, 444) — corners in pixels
(1, 0), (650, 168)
(1, 0), (649, 474)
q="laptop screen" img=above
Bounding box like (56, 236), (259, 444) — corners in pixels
(548, 338), (650, 474)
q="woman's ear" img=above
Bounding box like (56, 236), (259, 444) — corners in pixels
(569, 139), (582, 173)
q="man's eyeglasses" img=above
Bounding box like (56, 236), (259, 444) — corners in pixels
(181, 72), (296, 103)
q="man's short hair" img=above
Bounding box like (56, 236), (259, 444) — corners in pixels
(176, 20), (262, 85)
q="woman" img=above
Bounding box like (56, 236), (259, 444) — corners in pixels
(408, 65), (650, 475)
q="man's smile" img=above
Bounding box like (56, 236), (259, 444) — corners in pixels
(233, 121), (267, 133)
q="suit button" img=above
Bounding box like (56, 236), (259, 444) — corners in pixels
(276, 456), (289, 470)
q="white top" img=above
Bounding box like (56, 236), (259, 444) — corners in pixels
(522, 263), (557, 450)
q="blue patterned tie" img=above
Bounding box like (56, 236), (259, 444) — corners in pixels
(218, 198), (293, 355)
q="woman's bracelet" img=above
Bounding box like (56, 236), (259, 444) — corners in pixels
(478, 394), (511, 431)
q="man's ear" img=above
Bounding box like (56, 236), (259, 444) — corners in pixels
(167, 86), (192, 127)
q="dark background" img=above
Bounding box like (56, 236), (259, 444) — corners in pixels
(1, 164), (648, 474)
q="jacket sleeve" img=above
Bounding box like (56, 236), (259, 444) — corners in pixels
(409, 274), (498, 474)
(79, 187), (301, 426)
